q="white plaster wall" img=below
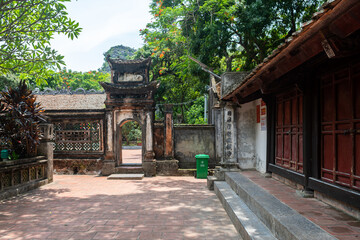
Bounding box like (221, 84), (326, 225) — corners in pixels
(235, 99), (267, 173)
(255, 99), (267, 173)
(236, 101), (256, 169)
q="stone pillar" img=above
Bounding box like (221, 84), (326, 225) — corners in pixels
(222, 102), (238, 165)
(102, 110), (115, 175)
(156, 104), (179, 176)
(212, 102), (239, 182)
(38, 123), (54, 183)
(143, 111), (156, 176)
(213, 107), (223, 164)
(164, 104), (174, 159)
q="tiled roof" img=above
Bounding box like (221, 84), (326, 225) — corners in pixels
(107, 58), (151, 74)
(36, 94), (106, 110)
(107, 58), (150, 65)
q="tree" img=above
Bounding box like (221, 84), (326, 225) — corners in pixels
(121, 121), (142, 146)
(185, 96), (206, 124)
(137, 0), (325, 122)
(135, 0), (208, 123)
(0, 74), (20, 90)
(181, 0), (326, 71)
(0, 0), (82, 82)
(98, 45), (136, 73)
(33, 69), (110, 91)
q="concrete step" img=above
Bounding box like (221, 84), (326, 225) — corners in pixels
(115, 165), (144, 174)
(224, 172), (336, 240)
(107, 174), (144, 180)
(214, 181), (276, 240)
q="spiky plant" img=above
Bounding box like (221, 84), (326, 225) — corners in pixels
(0, 81), (45, 157)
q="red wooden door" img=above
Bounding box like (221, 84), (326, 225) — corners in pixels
(275, 89), (304, 173)
(321, 63), (360, 191)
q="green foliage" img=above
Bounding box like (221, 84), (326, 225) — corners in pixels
(34, 70), (110, 91)
(121, 121), (142, 146)
(181, 0), (326, 71)
(185, 96), (207, 124)
(98, 45), (136, 73)
(136, 0), (208, 123)
(0, 74), (20, 91)
(0, 0), (82, 82)
(136, 0), (325, 123)
(0, 81), (45, 157)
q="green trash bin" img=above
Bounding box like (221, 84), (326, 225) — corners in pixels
(195, 154), (209, 179)
(1, 150), (9, 160)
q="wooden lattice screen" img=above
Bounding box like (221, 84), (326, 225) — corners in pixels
(53, 120), (103, 153)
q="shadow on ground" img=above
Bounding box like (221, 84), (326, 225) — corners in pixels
(0, 176), (241, 240)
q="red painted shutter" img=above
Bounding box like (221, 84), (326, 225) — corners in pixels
(321, 62), (360, 191)
(275, 90), (304, 173)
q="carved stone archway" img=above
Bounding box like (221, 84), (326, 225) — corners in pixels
(100, 58), (159, 176)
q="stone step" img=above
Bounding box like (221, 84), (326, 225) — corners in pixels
(224, 172), (336, 240)
(214, 181), (276, 240)
(115, 165), (144, 174)
(107, 174), (144, 180)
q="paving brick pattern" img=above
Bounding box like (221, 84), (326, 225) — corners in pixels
(0, 176), (241, 240)
(122, 149), (142, 164)
(242, 171), (360, 240)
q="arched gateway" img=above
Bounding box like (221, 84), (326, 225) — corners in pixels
(100, 58), (159, 176)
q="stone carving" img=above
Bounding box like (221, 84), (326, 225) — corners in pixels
(118, 73), (143, 82)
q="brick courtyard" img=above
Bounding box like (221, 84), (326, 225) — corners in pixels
(0, 175), (240, 240)
(122, 149), (142, 164)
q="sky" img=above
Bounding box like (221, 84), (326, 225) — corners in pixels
(50, 0), (152, 72)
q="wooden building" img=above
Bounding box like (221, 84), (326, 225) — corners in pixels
(222, 0), (360, 211)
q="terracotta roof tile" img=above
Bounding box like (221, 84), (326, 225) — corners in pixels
(36, 94), (106, 110)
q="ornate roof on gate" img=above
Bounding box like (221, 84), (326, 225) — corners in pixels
(107, 57), (151, 84)
(101, 57), (159, 108)
(100, 81), (159, 94)
(107, 58), (151, 73)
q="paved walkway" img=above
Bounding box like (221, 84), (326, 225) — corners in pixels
(122, 149), (142, 164)
(0, 176), (241, 240)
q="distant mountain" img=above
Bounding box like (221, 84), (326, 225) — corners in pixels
(98, 45), (136, 73)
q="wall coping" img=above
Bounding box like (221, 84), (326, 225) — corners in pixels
(0, 156), (46, 169)
(174, 124), (215, 129)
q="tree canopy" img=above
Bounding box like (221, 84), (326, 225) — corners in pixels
(135, 0), (208, 123)
(0, 0), (81, 82)
(98, 45), (136, 73)
(134, 0), (326, 123)
(140, 0), (326, 72)
(181, 0), (326, 71)
(32, 69), (110, 91)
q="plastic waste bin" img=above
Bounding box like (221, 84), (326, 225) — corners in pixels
(195, 154), (209, 179)
(1, 150), (9, 160)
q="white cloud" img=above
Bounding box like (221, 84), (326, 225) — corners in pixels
(50, 0), (152, 71)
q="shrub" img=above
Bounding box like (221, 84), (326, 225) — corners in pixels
(0, 81), (45, 157)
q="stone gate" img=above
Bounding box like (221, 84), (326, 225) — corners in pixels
(100, 58), (160, 176)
